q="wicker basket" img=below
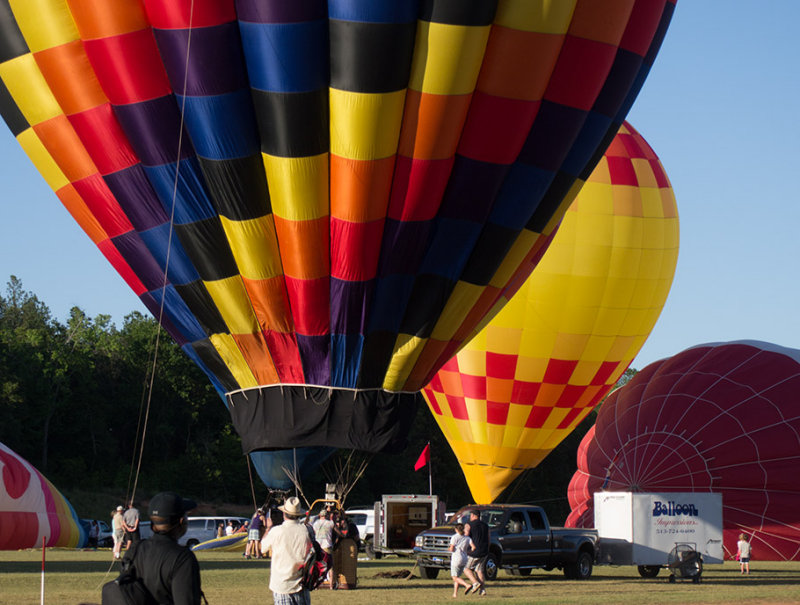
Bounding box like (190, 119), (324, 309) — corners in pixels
(330, 538), (358, 589)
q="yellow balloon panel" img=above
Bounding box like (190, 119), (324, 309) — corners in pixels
(422, 123), (679, 503)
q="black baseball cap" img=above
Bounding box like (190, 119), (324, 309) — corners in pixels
(149, 492), (197, 519)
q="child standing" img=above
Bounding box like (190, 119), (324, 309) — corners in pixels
(449, 523), (473, 598)
(736, 533), (751, 574)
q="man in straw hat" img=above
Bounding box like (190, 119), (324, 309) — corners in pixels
(262, 496), (313, 604)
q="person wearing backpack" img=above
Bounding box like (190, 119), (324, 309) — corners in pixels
(262, 497), (313, 604)
(113, 491), (204, 605)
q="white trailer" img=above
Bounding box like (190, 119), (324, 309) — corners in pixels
(594, 492), (723, 577)
(373, 494), (446, 557)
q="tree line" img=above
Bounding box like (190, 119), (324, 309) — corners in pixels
(0, 277), (630, 523)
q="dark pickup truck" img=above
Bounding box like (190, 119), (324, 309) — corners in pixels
(413, 504), (598, 580)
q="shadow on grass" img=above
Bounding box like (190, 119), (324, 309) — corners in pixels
(0, 560), (118, 573)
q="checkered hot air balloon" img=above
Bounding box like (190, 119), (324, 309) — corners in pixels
(0, 1), (675, 455)
(423, 122), (679, 503)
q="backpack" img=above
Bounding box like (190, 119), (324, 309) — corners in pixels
(101, 543), (158, 605)
(300, 539), (327, 591)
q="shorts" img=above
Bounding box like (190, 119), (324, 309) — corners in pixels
(125, 529), (140, 543)
(272, 589), (310, 605)
(740, 556), (750, 563)
(466, 554), (488, 575)
(450, 555), (467, 577)
(249, 529), (261, 541)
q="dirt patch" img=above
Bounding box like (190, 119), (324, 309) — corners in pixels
(372, 570), (415, 579)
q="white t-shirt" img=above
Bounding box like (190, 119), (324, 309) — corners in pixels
(450, 533), (472, 565)
(262, 519), (311, 595)
(737, 539), (751, 558)
(312, 518), (335, 550)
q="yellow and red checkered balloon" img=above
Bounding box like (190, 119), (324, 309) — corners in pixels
(422, 122), (679, 503)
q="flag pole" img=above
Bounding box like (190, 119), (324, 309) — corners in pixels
(428, 441), (432, 496)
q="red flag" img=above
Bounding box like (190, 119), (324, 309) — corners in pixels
(414, 443), (430, 471)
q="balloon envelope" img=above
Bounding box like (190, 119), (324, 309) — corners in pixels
(423, 122), (679, 503)
(0, 1), (675, 454)
(249, 447), (334, 491)
(566, 341), (800, 561)
(1, 442), (86, 549)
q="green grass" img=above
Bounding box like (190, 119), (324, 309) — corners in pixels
(2, 548), (800, 605)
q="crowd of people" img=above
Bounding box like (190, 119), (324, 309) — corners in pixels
(97, 495), (754, 605)
(240, 503), (359, 579)
(101, 495), (499, 605)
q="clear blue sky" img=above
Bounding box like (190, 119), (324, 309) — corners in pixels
(0, 2), (798, 371)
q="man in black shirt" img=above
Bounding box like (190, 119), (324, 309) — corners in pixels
(122, 491), (203, 605)
(464, 509), (489, 596)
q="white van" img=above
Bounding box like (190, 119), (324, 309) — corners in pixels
(345, 507), (375, 554)
(139, 516), (248, 548)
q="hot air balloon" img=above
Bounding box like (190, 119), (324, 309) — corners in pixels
(249, 448), (333, 491)
(423, 122), (679, 503)
(0, 1), (675, 456)
(1, 442), (86, 549)
(566, 341), (800, 561)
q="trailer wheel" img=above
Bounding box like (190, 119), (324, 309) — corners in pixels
(420, 566), (440, 579)
(563, 551), (593, 580)
(637, 565), (661, 578)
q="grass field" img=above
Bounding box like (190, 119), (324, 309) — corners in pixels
(2, 549), (800, 605)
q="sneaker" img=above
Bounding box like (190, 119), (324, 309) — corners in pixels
(466, 583), (479, 595)
(478, 588), (487, 596)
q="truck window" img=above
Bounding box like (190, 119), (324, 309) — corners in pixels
(506, 511), (528, 534)
(528, 510), (546, 531)
(480, 510), (507, 529)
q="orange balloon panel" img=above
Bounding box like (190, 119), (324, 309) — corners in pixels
(422, 122), (679, 503)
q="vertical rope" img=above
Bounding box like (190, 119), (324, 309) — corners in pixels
(129, 0), (196, 504)
(246, 455), (258, 512)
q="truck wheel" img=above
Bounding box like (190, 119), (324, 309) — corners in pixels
(563, 551), (593, 580)
(419, 566), (440, 579)
(637, 565), (661, 578)
(484, 552), (499, 582)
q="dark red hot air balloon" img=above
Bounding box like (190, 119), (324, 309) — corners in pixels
(567, 341), (800, 561)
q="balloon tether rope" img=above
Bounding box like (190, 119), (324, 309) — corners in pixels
(128, 0), (196, 506)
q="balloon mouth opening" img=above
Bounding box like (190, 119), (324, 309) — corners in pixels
(227, 385), (421, 454)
